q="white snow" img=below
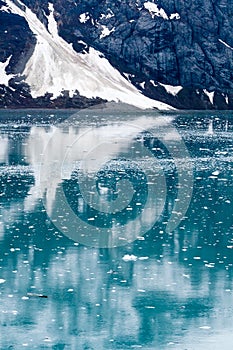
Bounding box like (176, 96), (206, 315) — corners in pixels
(139, 81), (145, 89)
(79, 13), (90, 23)
(0, 278), (6, 284)
(170, 13), (180, 20)
(160, 83), (182, 96)
(144, 2), (180, 20)
(0, 56), (14, 86)
(1, 3), (10, 12)
(100, 25), (115, 39)
(123, 73), (135, 81)
(5, 0), (173, 110)
(150, 80), (157, 87)
(219, 39), (233, 50)
(144, 1), (168, 20)
(99, 10), (114, 20)
(204, 90), (214, 104)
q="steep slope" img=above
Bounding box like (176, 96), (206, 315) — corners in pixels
(0, 0), (172, 109)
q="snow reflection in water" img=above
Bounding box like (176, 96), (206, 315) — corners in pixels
(0, 110), (232, 349)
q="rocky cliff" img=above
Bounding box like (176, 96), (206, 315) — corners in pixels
(1, 0), (233, 109)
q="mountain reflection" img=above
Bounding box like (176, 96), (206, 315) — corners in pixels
(0, 110), (232, 349)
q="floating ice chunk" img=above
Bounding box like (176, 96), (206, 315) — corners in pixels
(199, 326), (211, 330)
(212, 170), (220, 176)
(0, 278), (6, 284)
(122, 254), (137, 261)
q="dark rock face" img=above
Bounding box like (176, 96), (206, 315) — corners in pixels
(0, 10), (36, 73)
(1, 0), (233, 109)
(0, 84), (105, 109)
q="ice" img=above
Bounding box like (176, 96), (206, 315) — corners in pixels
(122, 254), (137, 261)
(0, 278), (6, 284)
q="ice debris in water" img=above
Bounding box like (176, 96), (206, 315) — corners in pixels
(0, 278), (6, 284)
(122, 254), (137, 261)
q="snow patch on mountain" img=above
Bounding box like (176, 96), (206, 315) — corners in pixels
(4, 0), (173, 110)
(170, 13), (180, 20)
(0, 56), (14, 85)
(218, 39), (233, 50)
(144, 1), (180, 20)
(79, 13), (90, 23)
(204, 90), (214, 104)
(100, 25), (115, 39)
(159, 83), (182, 96)
(99, 10), (114, 20)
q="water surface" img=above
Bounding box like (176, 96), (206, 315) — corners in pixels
(0, 109), (232, 349)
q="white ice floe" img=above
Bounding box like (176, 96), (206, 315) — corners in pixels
(122, 254), (138, 262)
(0, 278), (6, 284)
(5, 0), (173, 110)
(199, 326), (211, 330)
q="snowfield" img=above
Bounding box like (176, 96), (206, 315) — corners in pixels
(3, 0), (173, 110)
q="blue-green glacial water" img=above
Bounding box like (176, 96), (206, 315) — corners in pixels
(0, 108), (232, 349)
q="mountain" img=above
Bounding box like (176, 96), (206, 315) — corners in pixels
(0, 0), (233, 110)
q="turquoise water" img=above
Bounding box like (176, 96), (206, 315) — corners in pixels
(0, 109), (232, 349)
